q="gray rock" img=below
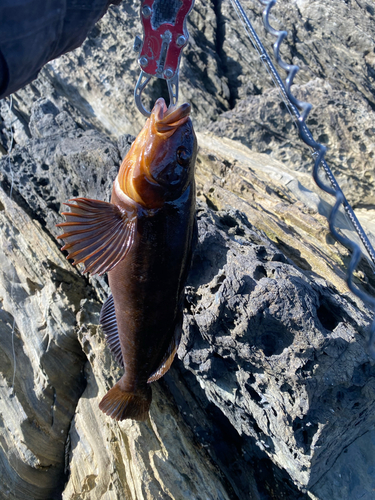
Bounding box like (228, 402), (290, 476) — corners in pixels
(179, 206), (374, 490)
(1, 97), (120, 238)
(308, 427), (375, 500)
(208, 80), (375, 208)
(4, 0), (373, 212)
(0, 184), (91, 500)
(1, 1), (375, 498)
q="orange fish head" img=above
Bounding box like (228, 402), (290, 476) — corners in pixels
(121, 98), (197, 208)
(147, 98), (197, 203)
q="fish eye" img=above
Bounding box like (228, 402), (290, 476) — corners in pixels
(177, 146), (191, 166)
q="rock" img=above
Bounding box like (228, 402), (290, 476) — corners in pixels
(3, 0), (374, 211)
(217, 0), (375, 109)
(0, 98), (114, 499)
(1, 1), (375, 498)
(307, 428), (375, 500)
(179, 205), (374, 490)
(0, 181), (90, 500)
(62, 302), (233, 500)
(195, 132), (375, 298)
(208, 80), (375, 208)
(207, 0), (375, 208)
(0, 98), (260, 499)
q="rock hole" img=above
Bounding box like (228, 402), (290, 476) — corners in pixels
(280, 382), (295, 403)
(255, 246), (267, 261)
(253, 265), (266, 280)
(293, 419), (319, 453)
(245, 383), (262, 404)
(248, 373), (256, 385)
(318, 133), (329, 144)
(259, 321), (294, 357)
(204, 196), (218, 211)
(218, 213), (237, 228)
(317, 301), (340, 331)
(210, 274), (226, 294)
(304, 20), (314, 32)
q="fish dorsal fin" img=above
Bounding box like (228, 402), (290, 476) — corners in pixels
(99, 294), (124, 367)
(57, 197), (137, 276)
(147, 323), (182, 383)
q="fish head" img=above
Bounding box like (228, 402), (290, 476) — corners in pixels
(122, 98), (197, 208)
(147, 98), (197, 202)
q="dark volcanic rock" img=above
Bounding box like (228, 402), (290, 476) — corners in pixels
(1, 98), (121, 235)
(180, 206), (374, 490)
(1, 86), (375, 500)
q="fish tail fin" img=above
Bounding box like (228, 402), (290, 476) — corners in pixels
(99, 381), (152, 421)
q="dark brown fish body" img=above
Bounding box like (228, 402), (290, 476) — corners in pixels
(57, 98), (197, 421)
(108, 181), (195, 393)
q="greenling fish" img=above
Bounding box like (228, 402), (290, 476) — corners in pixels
(57, 98), (197, 421)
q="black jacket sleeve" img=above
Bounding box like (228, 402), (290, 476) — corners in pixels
(0, 0), (122, 99)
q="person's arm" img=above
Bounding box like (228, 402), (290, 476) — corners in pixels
(0, 0), (122, 99)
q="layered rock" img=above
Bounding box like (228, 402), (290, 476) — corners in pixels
(0, 166), (89, 499)
(63, 303), (232, 500)
(0, 0), (375, 499)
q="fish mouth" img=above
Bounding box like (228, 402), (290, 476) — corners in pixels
(152, 98), (191, 134)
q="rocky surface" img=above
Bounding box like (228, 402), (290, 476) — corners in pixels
(181, 206), (374, 488)
(2, 0), (375, 203)
(64, 303), (233, 500)
(0, 1), (375, 499)
(208, 0), (375, 208)
(0, 161), (89, 499)
(208, 79), (375, 209)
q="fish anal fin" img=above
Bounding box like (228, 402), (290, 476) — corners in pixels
(56, 197), (137, 276)
(99, 381), (152, 421)
(147, 324), (182, 383)
(100, 294), (124, 367)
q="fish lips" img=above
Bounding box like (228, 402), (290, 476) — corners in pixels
(153, 98), (191, 135)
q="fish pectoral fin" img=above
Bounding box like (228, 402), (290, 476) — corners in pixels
(147, 323), (182, 383)
(99, 382), (151, 421)
(56, 197), (137, 276)
(100, 294), (124, 367)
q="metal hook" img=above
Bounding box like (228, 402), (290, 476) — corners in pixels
(134, 70), (180, 117)
(134, 71), (152, 117)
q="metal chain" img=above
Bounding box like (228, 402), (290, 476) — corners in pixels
(229, 0), (375, 355)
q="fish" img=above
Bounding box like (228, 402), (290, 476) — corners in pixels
(56, 98), (197, 421)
